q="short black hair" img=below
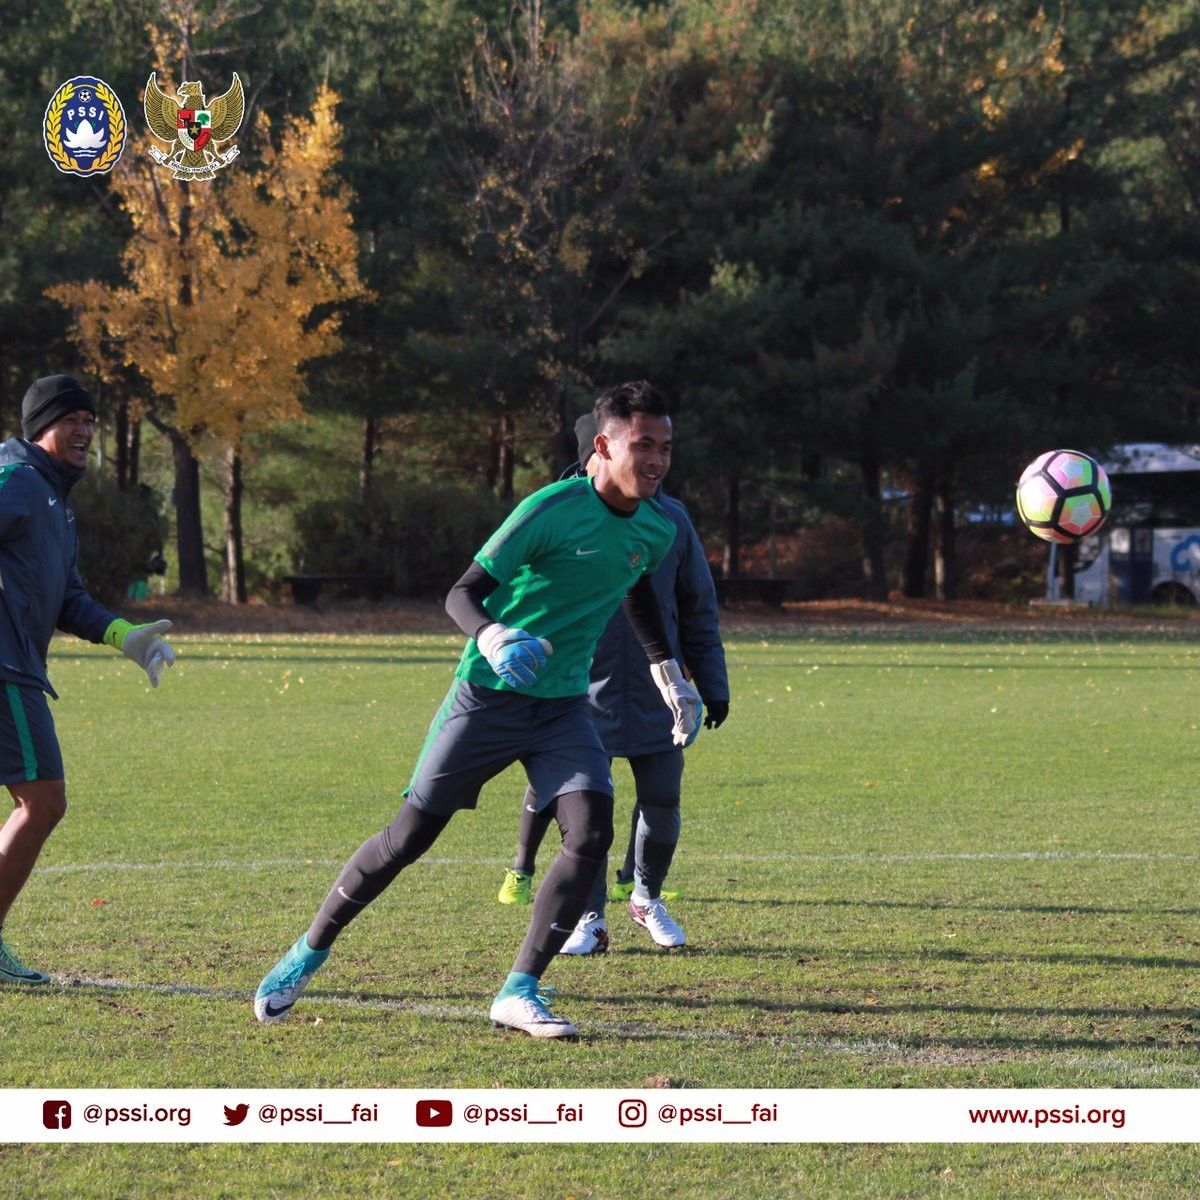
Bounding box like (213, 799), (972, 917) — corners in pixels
(593, 380), (669, 435)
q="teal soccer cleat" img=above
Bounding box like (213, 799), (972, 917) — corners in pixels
(0, 936), (49, 985)
(254, 934), (330, 1023)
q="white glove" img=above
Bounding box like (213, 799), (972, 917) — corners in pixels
(110, 619), (176, 687)
(650, 658), (702, 746)
(476, 624), (553, 688)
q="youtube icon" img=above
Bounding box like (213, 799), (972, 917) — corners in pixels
(415, 1099), (453, 1128)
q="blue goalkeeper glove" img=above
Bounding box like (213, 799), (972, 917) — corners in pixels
(477, 624), (553, 688)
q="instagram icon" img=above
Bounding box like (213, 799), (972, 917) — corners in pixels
(618, 1099), (647, 1128)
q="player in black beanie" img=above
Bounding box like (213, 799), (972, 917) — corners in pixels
(0, 376), (175, 986)
(20, 375), (96, 443)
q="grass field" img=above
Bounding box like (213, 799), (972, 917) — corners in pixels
(3, 624), (1200, 1196)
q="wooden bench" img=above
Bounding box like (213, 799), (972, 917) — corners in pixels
(714, 577), (791, 608)
(282, 573), (391, 606)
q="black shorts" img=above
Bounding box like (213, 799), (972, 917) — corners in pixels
(0, 683), (63, 784)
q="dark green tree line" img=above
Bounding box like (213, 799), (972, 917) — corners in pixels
(7, 0), (1200, 599)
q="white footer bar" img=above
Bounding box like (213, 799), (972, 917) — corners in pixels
(7, 1088), (1179, 1142)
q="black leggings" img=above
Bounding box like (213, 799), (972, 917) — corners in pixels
(306, 790), (613, 981)
(511, 790), (614, 976)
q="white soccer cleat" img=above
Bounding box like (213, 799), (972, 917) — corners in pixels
(629, 895), (686, 948)
(489, 987), (577, 1038)
(559, 912), (609, 955)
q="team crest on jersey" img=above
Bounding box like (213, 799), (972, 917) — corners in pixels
(43, 77), (126, 176)
(630, 551), (642, 568)
(144, 71), (244, 181)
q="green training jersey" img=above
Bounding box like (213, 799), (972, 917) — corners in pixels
(457, 476), (676, 698)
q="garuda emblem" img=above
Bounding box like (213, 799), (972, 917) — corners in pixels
(144, 72), (244, 181)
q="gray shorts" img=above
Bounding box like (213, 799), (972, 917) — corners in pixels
(405, 679), (613, 816)
(0, 682), (63, 785)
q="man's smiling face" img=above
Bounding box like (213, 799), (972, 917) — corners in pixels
(594, 412), (672, 510)
(36, 410), (95, 469)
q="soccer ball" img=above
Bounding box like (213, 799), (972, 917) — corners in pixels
(1016, 450), (1112, 544)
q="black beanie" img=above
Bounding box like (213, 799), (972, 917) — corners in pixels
(21, 375), (95, 442)
(574, 411), (598, 467)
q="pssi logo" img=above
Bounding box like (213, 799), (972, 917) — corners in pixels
(43, 77), (126, 176)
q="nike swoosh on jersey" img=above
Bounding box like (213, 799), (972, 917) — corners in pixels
(48, 498), (57, 506)
(574, 547), (600, 556)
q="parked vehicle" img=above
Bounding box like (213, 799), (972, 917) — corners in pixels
(1072, 444), (1200, 606)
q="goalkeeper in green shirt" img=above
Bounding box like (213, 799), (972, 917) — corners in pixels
(255, 381), (701, 1037)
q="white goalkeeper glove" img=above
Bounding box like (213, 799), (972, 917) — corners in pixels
(103, 618), (176, 687)
(650, 658), (702, 747)
(476, 623), (553, 688)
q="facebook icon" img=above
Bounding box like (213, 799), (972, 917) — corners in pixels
(42, 1101), (71, 1130)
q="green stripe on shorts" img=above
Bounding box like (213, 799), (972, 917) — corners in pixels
(5, 684), (38, 781)
(404, 679), (463, 798)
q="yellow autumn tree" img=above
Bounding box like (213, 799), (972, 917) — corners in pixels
(49, 84), (367, 601)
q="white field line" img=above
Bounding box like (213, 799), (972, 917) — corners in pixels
(42, 975), (1200, 1078)
(53, 973), (845, 1047)
(35, 850), (1200, 876)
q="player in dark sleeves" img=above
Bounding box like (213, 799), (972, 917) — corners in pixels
(498, 413), (729, 952)
(254, 381), (701, 1037)
(0, 375), (176, 985)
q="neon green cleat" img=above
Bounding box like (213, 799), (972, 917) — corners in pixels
(609, 877), (680, 902)
(609, 878), (634, 902)
(0, 935), (50, 985)
(497, 869), (533, 906)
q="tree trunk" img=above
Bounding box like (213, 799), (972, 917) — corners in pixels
(860, 456), (888, 601)
(115, 401), (130, 490)
(169, 428), (209, 597)
(358, 414), (377, 504)
(168, 181), (210, 596)
(222, 445), (247, 604)
(499, 410), (515, 501)
(902, 462), (936, 598)
(485, 418), (500, 492)
(1060, 540), (1076, 600)
(95, 383), (107, 472)
(128, 417), (140, 489)
(934, 478), (957, 600)
(767, 495), (778, 579)
(722, 474), (741, 578)
(554, 422), (575, 477)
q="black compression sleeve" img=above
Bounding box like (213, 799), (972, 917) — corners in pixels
(445, 561), (501, 640)
(622, 574), (672, 663)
